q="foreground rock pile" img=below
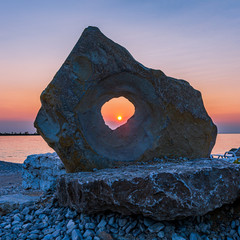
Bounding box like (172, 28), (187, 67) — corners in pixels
(1, 193), (240, 240)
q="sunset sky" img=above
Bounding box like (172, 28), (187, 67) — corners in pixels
(0, 0), (240, 133)
(101, 97), (135, 130)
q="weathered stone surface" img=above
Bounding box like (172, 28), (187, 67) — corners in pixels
(35, 26), (217, 172)
(56, 159), (240, 221)
(0, 194), (40, 214)
(22, 153), (65, 191)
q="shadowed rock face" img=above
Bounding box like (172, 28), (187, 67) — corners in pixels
(56, 159), (240, 221)
(34, 26), (217, 172)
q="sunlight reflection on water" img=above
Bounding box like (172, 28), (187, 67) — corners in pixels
(0, 134), (239, 163)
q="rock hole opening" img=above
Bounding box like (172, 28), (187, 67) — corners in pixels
(101, 96), (135, 130)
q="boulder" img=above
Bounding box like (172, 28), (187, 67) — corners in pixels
(22, 153), (65, 191)
(56, 159), (240, 221)
(34, 26), (217, 172)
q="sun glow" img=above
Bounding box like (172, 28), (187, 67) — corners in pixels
(117, 115), (122, 121)
(101, 96), (135, 130)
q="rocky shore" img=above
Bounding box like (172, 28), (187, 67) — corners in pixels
(1, 190), (240, 240)
(1, 160), (240, 239)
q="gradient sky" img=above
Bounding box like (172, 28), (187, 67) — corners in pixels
(0, 0), (240, 133)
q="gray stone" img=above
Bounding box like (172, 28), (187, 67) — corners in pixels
(30, 230), (40, 235)
(42, 235), (53, 240)
(56, 159), (240, 221)
(143, 218), (155, 227)
(65, 208), (77, 218)
(83, 229), (95, 238)
(97, 219), (107, 228)
(172, 233), (186, 240)
(22, 153), (65, 191)
(108, 216), (115, 226)
(62, 236), (71, 240)
(13, 213), (21, 222)
(43, 228), (55, 235)
(72, 229), (83, 240)
(138, 233), (146, 240)
(0, 194), (40, 214)
(21, 207), (30, 215)
(231, 221), (236, 229)
(22, 223), (32, 230)
(12, 220), (20, 225)
(118, 218), (128, 227)
(13, 226), (21, 233)
(94, 237), (101, 240)
(28, 234), (39, 239)
(67, 219), (76, 232)
(125, 220), (137, 233)
(85, 222), (96, 230)
(148, 222), (165, 233)
(157, 231), (165, 238)
(35, 26), (217, 173)
(85, 237), (93, 240)
(190, 232), (201, 240)
(132, 228), (141, 237)
(52, 229), (61, 238)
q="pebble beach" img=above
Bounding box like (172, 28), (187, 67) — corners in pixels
(1, 161), (240, 240)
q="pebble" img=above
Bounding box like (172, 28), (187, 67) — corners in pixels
(172, 233), (186, 240)
(83, 229), (95, 238)
(72, 229), (83, 240)
(1, 191), (240, 240)
(148, 222), (165, 233)
(85, 222), (96, 230)
(231, 220), (236, 229)
(67, 219), (76, 230)
(190, 232), (201, 240)
(97, 218), (107, 228)
(157, 231), (165, 238)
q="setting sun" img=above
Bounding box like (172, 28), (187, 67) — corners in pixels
(101, 96), (135, 130)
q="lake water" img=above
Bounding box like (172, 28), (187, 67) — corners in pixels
(0, 134), (239, 163)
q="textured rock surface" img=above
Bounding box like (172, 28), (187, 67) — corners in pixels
(22, 153), (65, 191)
(56, 159), (240, 221)
(35, 26), (217, 172)
(0, 194), (40, 214)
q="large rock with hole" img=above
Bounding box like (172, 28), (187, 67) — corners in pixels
(56, 160), (240, 221)
(34, 26), (217, 172)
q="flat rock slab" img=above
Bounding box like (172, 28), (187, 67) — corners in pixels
(0, 194), (41, 215)
(56, 159), (240, 221)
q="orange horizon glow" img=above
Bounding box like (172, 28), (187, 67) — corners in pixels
(101, 97), (135, 130)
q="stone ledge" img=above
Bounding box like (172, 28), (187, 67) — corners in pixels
(0, 194), (41, 215)
(56, 159), (240, 221)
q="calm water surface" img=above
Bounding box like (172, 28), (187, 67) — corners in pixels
(0, 134), (239, 163)
(0, 136), (53, 163)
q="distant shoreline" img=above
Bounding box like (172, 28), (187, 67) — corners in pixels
(0, 133), (40, 136)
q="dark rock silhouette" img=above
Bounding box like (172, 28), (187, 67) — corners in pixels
(35, 26), (217, 172)
(56, 159), (240, 221)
